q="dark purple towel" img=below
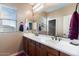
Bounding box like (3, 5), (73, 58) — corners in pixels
(68, 11), (79, 39)
(78, 13), (79, 34)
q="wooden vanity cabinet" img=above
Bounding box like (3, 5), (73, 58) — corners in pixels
(23, 36), (59, 56)
(23, 36), (69, 56)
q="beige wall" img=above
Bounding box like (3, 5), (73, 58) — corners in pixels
(47, 3), (76, 37)
(0, 32), (23, 56)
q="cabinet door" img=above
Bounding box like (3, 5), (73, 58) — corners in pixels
(23, 36), (29, 54)
(36, 42), (47, 56)
(28, 39), (36, 56)
(40, 44), (47, 56)
(36, 45), (41, 56)
(47, 47), (59, 56)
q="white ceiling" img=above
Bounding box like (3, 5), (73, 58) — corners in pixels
(43, 3), (70, 13)
(33, 3), (71, 13)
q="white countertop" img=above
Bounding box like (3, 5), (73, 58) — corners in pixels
(23, 33), (79, 56)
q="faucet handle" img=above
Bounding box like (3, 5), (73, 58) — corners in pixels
(58, 37), (62, 41)
(51, 36), (55, 40)
(55, 37), (57, 40)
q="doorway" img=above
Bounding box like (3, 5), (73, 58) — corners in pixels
(49, 20), (56, 36)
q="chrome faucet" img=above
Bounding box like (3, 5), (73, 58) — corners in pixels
(54, 36), (62, 41)
(51, 36), (57, 40)
(58, 37), (62, 41)
(51, 36), (55, 40)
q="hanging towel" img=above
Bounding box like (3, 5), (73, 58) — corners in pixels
(68, 11), (78, 39)
(19, 25), (24, 32)
(78, 13), (79, 34)
(19, 22), (24, 32)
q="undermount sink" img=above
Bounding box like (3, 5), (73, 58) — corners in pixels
(36, 35), (52, 40)
(36, 35), (60, 43)
(35, 35), (63, 42)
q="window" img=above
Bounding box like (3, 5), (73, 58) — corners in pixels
(0, 5), (16, 32)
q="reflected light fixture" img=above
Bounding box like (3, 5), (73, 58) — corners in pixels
(33, 4), (44, 12)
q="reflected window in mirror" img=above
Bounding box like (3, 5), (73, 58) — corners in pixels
(63, 15), (71, 37)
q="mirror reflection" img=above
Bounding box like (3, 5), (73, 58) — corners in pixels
(24, 3), (78, 40)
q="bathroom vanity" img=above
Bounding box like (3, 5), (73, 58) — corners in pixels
(23, 36), (69, 56)
(22, 33), (79, 56)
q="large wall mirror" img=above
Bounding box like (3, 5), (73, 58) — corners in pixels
(24, 3), (79, 39)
